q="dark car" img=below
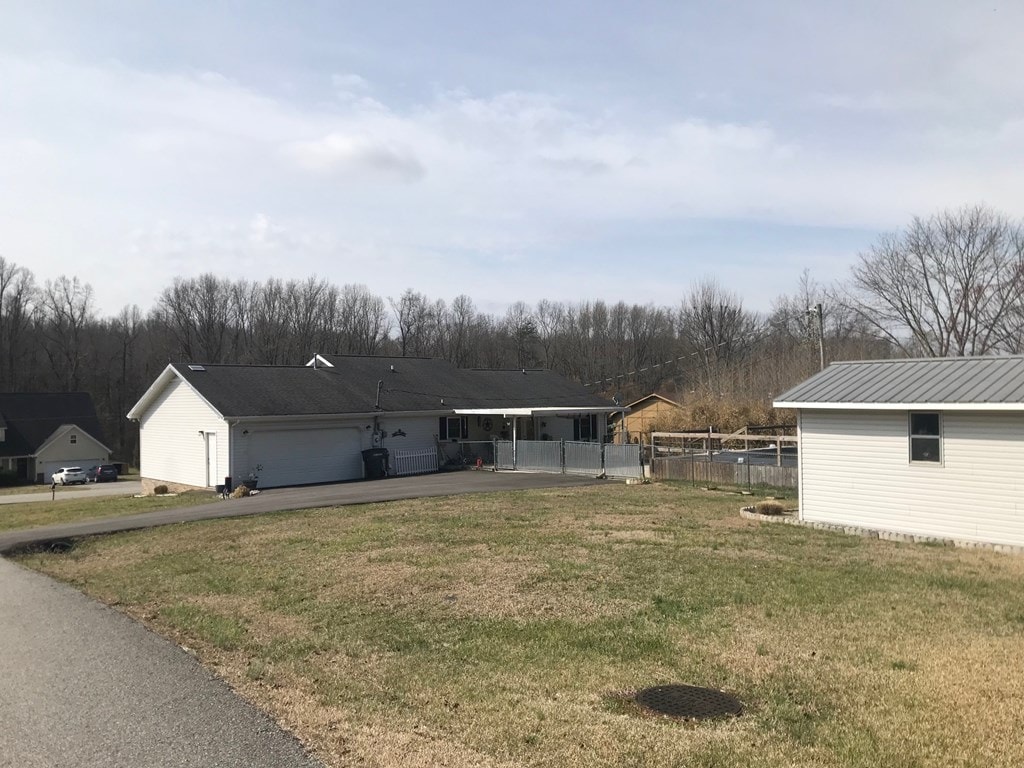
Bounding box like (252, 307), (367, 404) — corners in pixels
(87, 464), (119, 483)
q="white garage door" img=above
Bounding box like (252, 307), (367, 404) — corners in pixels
(248, 427), (364, 488)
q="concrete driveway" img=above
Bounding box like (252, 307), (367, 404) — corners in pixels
(0, 480), (143, 506)
(0, 470), (604, 554)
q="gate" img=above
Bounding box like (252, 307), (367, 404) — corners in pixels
(564, 441), (602, 475)
(495, 440), (515, 470)
(604, 443), (642, 479)
(516, 441), (563, 472)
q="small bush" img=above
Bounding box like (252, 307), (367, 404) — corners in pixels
(230, 484), (250, 499)
(0, 469), (23, 487)
(754, 500), (786, 516)
(153, 484), (169, 495)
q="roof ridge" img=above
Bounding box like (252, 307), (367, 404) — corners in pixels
(831, 354), (1024, 366)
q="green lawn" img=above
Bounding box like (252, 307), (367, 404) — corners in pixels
(18, 483), (1024, 767)
(0, 490), (217, 533)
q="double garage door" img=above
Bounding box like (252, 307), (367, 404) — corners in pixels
(248, 427), (364, 488)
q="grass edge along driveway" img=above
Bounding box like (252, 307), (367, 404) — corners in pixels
(17, 483), (1024, 768)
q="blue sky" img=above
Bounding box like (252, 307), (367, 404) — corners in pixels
(2, 1), (1022, 315)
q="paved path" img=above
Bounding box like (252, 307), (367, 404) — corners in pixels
(0, 557), (322, 767)
(0, 471), (603, 554)
(0, 481), (143, 505)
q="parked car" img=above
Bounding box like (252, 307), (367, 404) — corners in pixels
(86, 464), (119, 483)
(52, 467), (87, 485)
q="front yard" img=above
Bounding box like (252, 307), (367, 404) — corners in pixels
(17, 483), (1024, 767)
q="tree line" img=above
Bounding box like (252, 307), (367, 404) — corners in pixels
(3, 204), (1023, 463)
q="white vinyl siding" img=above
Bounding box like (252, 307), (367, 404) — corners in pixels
(139, 377), (229, 488)
(800, 410), (1024, 547)
(379, 415), (438, 455)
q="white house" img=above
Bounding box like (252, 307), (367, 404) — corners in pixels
(774, 356), (1024, 548)
(127, 355), (620, 493)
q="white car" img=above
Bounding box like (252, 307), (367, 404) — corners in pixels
(52, 467), (88, 485)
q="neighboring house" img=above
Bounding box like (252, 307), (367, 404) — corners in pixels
(0, 392), (112, 484)
(774, 356), (1024, 548)
(609, 393), (681, 444)
(127, 355), (621, 493)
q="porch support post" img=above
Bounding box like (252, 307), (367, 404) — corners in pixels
(512, 416), (518, 469)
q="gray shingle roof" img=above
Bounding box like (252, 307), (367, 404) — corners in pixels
(173, 356), (615, 418)
(0, 392), (107, 457)
(774, 356), (1024, 408)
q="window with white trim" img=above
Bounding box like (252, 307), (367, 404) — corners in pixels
(70, 433), (77, 444)
(439, 416), (468, 441)
(909, 412), (941, 463)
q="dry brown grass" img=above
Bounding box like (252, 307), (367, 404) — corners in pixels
(18, 483), (1024, 767)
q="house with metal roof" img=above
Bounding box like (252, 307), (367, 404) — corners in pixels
(0, 392), (112, 484)
(774, 356), (1024, 548)
(127, 355), (620, 493)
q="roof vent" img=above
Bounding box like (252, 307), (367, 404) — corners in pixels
(188, 365), (206, 372)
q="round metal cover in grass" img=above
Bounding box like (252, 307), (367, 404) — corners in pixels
(634, 684), (742, 720)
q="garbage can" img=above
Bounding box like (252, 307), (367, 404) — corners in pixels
(361, 448), (389, 479)
(224, 476), (233, 494)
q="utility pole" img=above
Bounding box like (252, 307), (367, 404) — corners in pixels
(809, 303), (825, 370)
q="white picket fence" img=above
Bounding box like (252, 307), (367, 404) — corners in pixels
(391, 448), (439, 477)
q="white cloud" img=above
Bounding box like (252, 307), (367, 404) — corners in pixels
(284, 133), (426, 181)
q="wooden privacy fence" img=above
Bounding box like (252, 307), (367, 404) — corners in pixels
(651, 456), (797, 488)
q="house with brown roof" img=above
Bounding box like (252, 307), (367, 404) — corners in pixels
(0, 392), (111, 484)
(609, 393), (681, 444)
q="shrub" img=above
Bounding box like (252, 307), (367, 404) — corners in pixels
(230, 484), (250, 499)
(153, 484), (169, 495)
(753, 500), (786, 516)
(0, 469), (22, 487)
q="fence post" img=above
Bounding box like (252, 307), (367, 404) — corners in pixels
(560, 439), (566, 474)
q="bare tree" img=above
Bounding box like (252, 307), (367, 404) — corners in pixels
(844, 205), (1024, 356)
(37, 275), (95, 390)
(678, 278), (760, 391)
(0, 257), (38, 389)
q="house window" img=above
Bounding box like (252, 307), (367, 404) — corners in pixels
(909, 412), (941, 463)
(574, 414), (599, 441)
(439, 415), (468, 441)
(70, 434), (77, 445)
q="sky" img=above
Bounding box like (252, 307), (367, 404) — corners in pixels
(2, 1), (1023, 317)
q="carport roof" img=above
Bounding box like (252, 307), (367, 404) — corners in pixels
(129, 356), (617, 420)
(775, 355), (1024, 410)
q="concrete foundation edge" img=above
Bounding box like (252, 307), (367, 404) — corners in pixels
(739, 507), (1024, 556)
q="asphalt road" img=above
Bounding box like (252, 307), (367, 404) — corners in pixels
(0, 470), (604, 554)
(0, 556), (322, 768)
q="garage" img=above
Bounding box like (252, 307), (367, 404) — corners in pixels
(247, 426), (364, 488)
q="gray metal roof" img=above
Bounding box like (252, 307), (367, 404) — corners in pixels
(774, 356), (1024, 409)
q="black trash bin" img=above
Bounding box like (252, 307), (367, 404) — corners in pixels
(362, 448), (389, 479)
